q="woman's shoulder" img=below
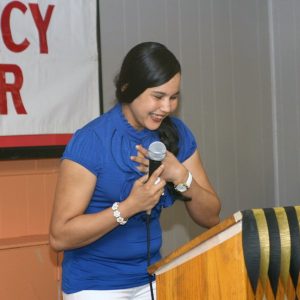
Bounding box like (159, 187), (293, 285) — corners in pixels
(62, 107), (118, 174)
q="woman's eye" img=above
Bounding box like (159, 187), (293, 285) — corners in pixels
(154, 95), (162, 100)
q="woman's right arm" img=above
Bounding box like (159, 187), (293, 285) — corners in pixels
(49, 159), (165, 251)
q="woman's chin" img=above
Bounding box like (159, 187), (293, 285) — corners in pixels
(144, 120), (163, 131)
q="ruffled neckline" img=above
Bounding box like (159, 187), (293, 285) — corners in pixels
(113, 103), (153, 143)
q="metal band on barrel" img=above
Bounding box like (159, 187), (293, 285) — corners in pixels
(242, 209), (260, 293)
(253, 208), (270, 290)
(264, 208), (281, 298)
(284, 206), (300, 291)
(274, 207), (291, 292)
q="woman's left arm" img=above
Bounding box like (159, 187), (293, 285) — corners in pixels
(178, 149), (221, 228)
(132, 146), (221, 228)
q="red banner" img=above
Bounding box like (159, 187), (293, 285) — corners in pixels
(0, 0), (99, 148)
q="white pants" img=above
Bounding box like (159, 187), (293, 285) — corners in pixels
(63, 282), (156, 300)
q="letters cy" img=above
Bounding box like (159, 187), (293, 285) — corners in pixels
(0, 1), (55, 114)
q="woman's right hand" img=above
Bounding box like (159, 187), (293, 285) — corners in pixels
(126, 164), (166, 213)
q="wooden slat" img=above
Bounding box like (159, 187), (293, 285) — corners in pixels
(156, 232), (253, 299)
(148, 213), (241, 274)
(0, 234), (49, 250)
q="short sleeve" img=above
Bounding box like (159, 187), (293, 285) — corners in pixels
(62, 128), (103, 176)
(171, 117), (197, 162)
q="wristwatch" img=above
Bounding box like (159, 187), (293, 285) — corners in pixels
(174, 171), (193, 193)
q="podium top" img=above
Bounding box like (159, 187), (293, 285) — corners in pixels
(148, 211), (243, 275)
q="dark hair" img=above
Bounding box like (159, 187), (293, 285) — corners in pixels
(115, 42), (181, 155)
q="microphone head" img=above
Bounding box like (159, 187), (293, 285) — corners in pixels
(148, 141), (167, 161)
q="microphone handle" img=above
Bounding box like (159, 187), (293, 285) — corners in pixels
(148, 159), (161, 177)
(147, 159), (162, 215)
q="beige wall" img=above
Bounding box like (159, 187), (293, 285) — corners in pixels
(269, 0), (300, 206)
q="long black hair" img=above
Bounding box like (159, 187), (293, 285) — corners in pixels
(114, 42), (181, 155)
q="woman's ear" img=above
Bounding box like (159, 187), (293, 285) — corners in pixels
(121, 83), (128, 92)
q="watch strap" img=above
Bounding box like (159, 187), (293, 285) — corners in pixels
(174, 171), (193, 192)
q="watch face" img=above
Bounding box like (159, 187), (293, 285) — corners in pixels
(175, 184), (187, 193)
(174, 172), (192, 193)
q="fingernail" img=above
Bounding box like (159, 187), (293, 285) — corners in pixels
(154, 177), (161, 185)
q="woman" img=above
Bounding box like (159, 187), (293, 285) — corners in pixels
(49, 42), (221, 299)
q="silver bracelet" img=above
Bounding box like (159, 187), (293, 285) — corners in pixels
(112, 202), (128, 225)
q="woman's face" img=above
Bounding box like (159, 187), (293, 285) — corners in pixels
(122, 73), (181, 131)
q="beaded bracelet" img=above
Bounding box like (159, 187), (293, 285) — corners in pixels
(112, 202), (128, 225)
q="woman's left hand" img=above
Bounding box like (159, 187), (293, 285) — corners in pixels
(131, 144), (221, 228)
(130, 145), (150, 174)
(131, 145), (188, 184)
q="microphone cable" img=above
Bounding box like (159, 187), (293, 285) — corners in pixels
(145, 141), (166, 300)
(146, 213), (155, 300)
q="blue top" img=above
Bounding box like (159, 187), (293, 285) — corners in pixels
(61, 103), (197, 293)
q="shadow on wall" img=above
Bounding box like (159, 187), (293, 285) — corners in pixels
(160, 200), (206, 257)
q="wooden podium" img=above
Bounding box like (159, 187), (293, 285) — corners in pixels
(148, 206), (300, 300)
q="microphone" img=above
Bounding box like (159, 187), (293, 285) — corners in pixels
(147, 141), (167, 215)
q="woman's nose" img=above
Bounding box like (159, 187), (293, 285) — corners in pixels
(160, 98), (171, 113)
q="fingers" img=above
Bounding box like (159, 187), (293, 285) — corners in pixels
(130, 154), (149, 166)
(146, 165), (165, 187)
(154, 177), (161, 185)
(138, 174), (149, 184)
(131, 166), (165, 213)
(131, 156), (149, 173)
(131, 145), (149, 173)
(135, 165), (165, 188)
(136, 145), (148, 157)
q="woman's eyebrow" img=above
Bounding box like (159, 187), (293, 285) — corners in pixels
(152, 91), (180, 96)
